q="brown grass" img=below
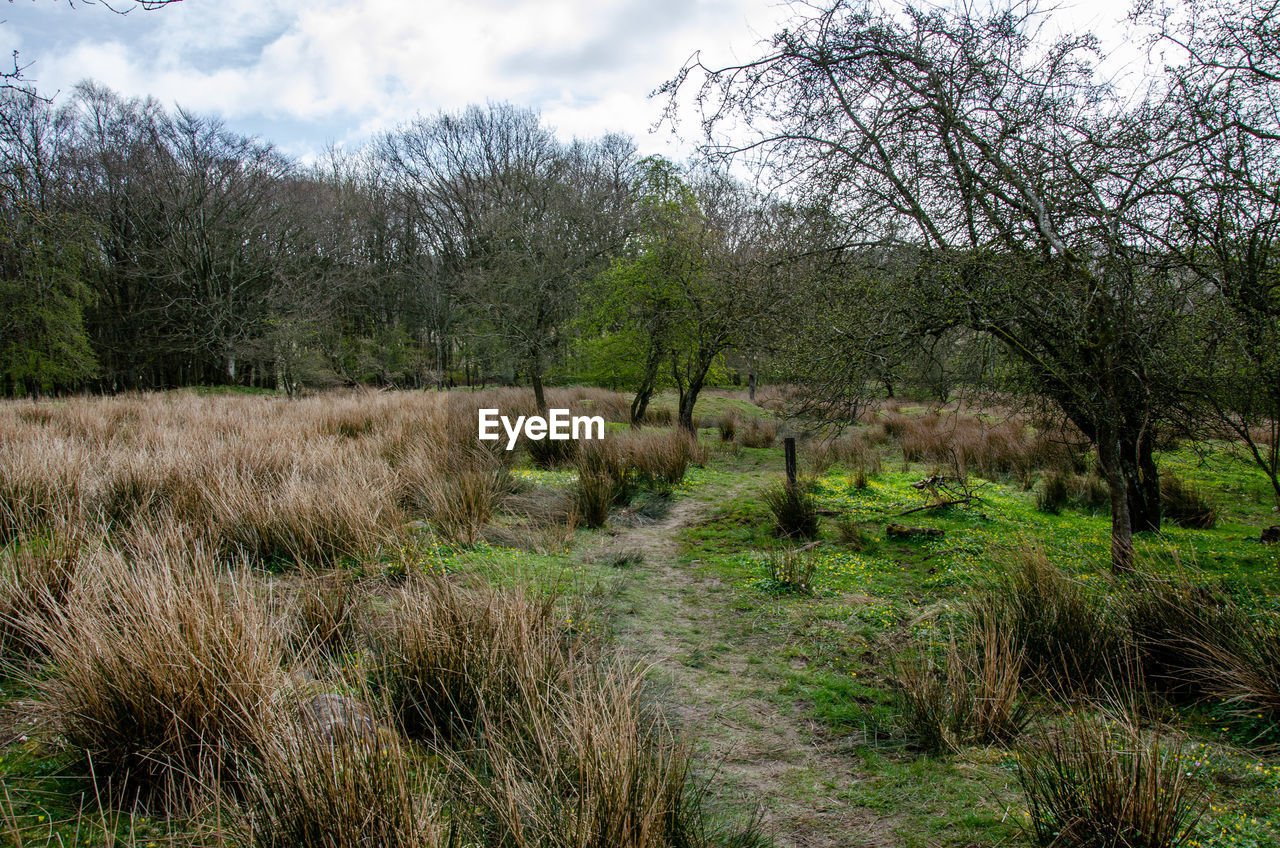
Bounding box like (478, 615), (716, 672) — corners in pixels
(893, 619), (1031, 753)
(1017, 706), (1207, 848)
(22, 547), (282, 805)
(0, 388), (640, 560)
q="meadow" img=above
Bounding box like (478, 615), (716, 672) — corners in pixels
(1, 387), (1278, 848)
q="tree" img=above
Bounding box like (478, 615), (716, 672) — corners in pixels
(0, 89), (97, 394)
(380, 104), (634, 412)
(1137, 0), (1280, 504)
(668, 0), (1203, 570)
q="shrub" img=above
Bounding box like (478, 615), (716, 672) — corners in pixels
(735, 417), (777, 448)
(1160, 475), (1218, 529)
(1016, 709), (1207, 848)
(763, 480), (819, 540)
(892, 620), (1031, 754)
(968, 545), (1126, 695)
(25, 551), (281, 804)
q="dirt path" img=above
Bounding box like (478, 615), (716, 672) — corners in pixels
(591, 486), (896, 848)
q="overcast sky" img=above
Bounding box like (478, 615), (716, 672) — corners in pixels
(3, 0), (1146, 164)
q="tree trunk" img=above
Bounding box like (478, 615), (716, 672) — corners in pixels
(1122, 434), (1161, 532)
(748, 370), (756, 403)
(531, 371), (547, 415)
(1098, 430), (1134, 573)
(630, 354), (662, 426)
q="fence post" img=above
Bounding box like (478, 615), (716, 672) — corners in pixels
(784, 436), (796, 487)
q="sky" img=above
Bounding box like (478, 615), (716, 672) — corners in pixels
(2, 0), (1150, 164)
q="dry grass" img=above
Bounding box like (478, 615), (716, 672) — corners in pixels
(1017, 706), (1207, 848)
(0, 531), (82, 662)
(233, 689), (443, 848)
(0, 388), (639, 559)
(893, 618), (1031, 753)
(290, 570), (361, 658)
(735, 417), (777, 449)
(873, 408), (1088, 484)
(370, 576), (585, 744)
(21, 547), (282, 805)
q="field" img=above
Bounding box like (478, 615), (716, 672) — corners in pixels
(1, 388), (1278, 848)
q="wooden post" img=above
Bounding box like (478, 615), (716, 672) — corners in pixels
(784, 437), (797, 487)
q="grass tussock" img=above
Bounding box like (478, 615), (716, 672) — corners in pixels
(1160, 475), (1218, 529)
(875, 409), (1089, 484)
(1016, 707), (1207, 848)
(23, 548), (281, 805)
(762, 546), (818, 594)
(291, 570), (361, 658)
(449, 659), (699, 848)
(233, 693), (443, 848)
(625, 428), (704, 493)
(892, 618), (1031, 754)
(575, 439), (633, 529)
(735, 417), (777, 449)
(763, 479), (820, 540)
(968, 545), (1124, 695)
(370, 576), (584, 743)
(1124, 569), (1280, 720)
(0, 531), (81, 662)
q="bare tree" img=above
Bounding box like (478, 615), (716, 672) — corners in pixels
(667, 0), (1209, 570)
(380, 103), (634, 412)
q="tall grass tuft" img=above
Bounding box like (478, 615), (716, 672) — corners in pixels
(1123, 569), (1280, 719)
(735, 417), (777, 448)
(23, 549), (281, 805)
(1160, 475), (1218, 529)
(968, 545), (1125, 695)
(575, 439), (633, 528)
(1016, 707), (1207, 848)
(233, 692), (444, 848)
(893, 619), (1031, 753)
(763, 480), (819, 540)
(0, 531), (81, 662)
(370, 576), (582, 744)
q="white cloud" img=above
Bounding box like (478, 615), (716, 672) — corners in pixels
(4, 0), (1149, 160)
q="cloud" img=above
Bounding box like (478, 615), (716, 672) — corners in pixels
(6, 0), (1143, 163)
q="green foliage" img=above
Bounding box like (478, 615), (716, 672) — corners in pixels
(763, 479), (820, 540)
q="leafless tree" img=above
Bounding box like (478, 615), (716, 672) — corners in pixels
(666, 0), (1215, 570)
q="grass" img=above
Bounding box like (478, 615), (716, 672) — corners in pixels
(1, 389), (1278, 847)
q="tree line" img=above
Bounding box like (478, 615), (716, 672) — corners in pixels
(0, 83), (790, 417)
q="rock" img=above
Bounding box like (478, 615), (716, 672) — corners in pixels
(299, 693), (378, 743)
(1261, 525), (1280, 545)
(886, 523), (945, 539)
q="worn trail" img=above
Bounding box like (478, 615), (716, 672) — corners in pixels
(589, 483), (895, 848)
